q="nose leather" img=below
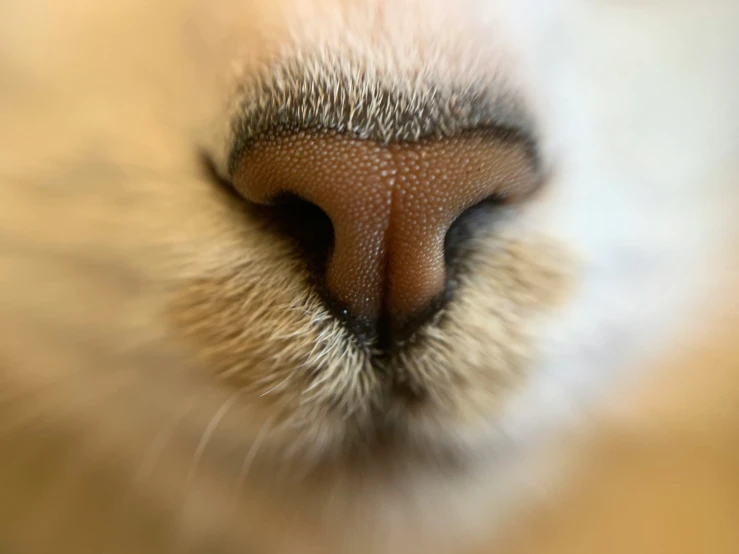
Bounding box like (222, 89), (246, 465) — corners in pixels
(233, 128), (536, 335)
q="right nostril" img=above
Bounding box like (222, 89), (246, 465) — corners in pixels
(444, 196), (511, 266)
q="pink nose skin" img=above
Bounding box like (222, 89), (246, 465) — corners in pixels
(233, 128), (537, 335)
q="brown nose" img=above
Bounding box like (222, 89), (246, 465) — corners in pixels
(233, 128), (537, 337)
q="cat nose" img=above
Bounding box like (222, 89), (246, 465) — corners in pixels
(233, 128), (537, 338)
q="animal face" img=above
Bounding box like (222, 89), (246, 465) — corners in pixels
(172, 0), (738, 460)
(0, 0), (737, 552)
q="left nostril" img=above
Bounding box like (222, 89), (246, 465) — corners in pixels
(260, 193), (335, 281)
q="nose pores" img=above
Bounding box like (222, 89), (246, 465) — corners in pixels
(232, 127), (537, 342)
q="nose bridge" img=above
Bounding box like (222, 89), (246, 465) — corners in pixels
(384, 144), (456, 325)
(323, 143), (394, 322)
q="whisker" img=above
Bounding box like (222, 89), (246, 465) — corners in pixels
(185, 391), (243, 486)
(233, 417), (272, 505)
(260, 373), (293, 397)
(134, 397), (202, 486)
(174, 390), (244, 549)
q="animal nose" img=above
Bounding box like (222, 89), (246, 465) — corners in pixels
(232, 128), (537, 338)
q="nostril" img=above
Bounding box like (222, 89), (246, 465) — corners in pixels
(258, 195), (386, 339)
(262, 193), (335, 281)
(256, 194), (386, 342)
(444, 196), (511, 268)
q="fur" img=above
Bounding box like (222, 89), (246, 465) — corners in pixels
(0, 0), (737, 553)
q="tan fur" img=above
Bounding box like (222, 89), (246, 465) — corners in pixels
(0, 0), (738, 553)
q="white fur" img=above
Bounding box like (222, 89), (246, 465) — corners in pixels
(496, 1), (739, 437)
